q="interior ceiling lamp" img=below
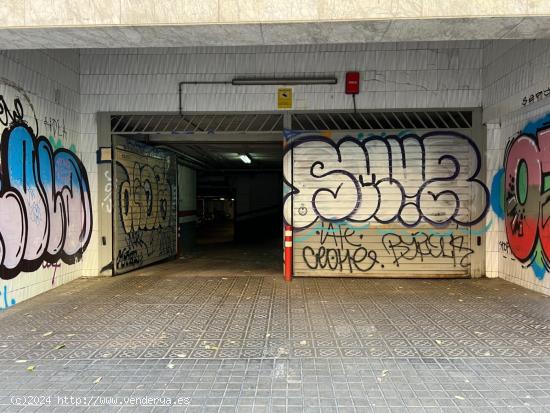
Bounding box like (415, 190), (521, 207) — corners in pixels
(239, 154), (252, 164)
(231, 77), (337, 85)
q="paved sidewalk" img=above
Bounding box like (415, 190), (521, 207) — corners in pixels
(0, 258), (549, 411)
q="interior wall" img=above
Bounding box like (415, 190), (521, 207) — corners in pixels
(178, 163), (197, 253)
(483, 39), (550, 295)
(0, 49), (97, 309)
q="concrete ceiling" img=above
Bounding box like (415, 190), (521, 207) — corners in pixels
(164, 141), (282, 171)
(1, 17), (550, 49)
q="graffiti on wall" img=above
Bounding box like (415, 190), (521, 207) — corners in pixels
(101, 170), (112, 213)
(0, 285), (16, 311)
(114, 144), (176, 273)
(297, 221), (475, 274)
(0, 95), (92, 280)
(283, 132), (489, 230)
(285, 130), (489, 275)
(491, 114), (550, 280)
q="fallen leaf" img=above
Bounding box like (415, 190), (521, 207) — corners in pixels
(381, 369), (389, 376)
(175, 353), (187, 358)
(299, 340), (307, 346)
(54, 344), (65, 350)
(26, 365), (35, 372)
(455, 395), (465, 400)
(67, 334), (75, 337)
(167, 363), (175, 369)
(15, 359), (27, 363)
(93, 377), (102, 384)
(42, 331), (53, 337)
(435, 339), (443, 345)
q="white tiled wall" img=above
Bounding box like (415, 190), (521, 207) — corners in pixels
(0, 49), (96, 308)
(10, 39), (541, 306)
(80, 41), (483, 115)
(79, 41), (485, 278)
(483, 39), (550, 296)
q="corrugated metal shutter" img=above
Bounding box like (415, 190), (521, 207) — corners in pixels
(113, 136), (177, 274)
(285, 129), (485, 278)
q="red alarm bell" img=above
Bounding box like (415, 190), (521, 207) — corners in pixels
(345, 71), (360, 95)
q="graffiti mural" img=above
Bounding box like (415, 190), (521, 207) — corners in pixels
(285, 130), (489, 276)
(284, 132), (489, 229)
(0, 96), (92, 280)
(113, 138), (177, 274)
(491, 114), (550, 280)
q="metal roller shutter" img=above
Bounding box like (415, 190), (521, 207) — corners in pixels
(285, 128), (488, 278)
(112, 135), (178, 274)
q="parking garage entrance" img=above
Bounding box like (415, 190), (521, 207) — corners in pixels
(108, 110), (486, 279)
(109, 113), (285, 276)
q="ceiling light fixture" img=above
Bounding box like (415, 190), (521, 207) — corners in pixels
(239, 154), (252, 164)
(231, 77), (337, 86)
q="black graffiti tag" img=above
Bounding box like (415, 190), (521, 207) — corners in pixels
(283, 132), (489, 230)
(0, 95), (24, 128)
(381, 232), (473, 268)
(116, 247), (143, 270)
(302, 222), (380, 273)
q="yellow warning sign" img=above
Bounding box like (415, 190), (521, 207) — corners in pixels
(277, 88), (293, 109)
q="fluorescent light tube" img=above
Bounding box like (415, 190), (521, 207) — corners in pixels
(239, 154), (252, 164)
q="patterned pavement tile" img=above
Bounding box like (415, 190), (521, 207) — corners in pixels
(0, 255), (549, 411)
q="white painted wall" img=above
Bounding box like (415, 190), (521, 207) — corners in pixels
(483, 39), (550, 296)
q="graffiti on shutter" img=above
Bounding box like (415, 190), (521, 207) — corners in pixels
(113, 137), (177, 274)
(284, 131), (489, 277)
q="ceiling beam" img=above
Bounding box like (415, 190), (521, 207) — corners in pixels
(147, 133), (283, 144)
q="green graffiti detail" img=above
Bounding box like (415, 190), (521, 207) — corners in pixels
(49, 136), (76, 153)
